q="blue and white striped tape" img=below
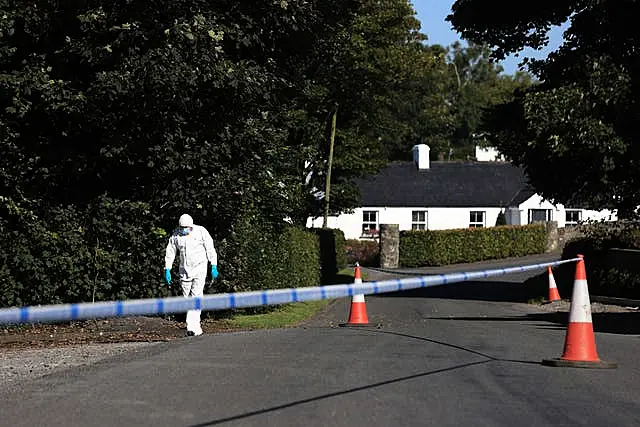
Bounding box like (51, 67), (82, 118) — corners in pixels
(0, 258), (580, 325)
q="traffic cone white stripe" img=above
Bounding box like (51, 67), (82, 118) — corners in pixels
(352, 294), (365, 303)
(549, 271), (558, 290)
(568, 279), (592, 323)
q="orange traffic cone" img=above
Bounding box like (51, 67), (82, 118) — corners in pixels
(547, 266), (561, 302)
(542, 255), (616, 368)
(339, 263), (370, 327)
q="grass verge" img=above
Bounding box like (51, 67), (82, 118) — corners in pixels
(331, 267), (363, 284)
(214, 268), (357, 330)
(217, 300), (331, 329)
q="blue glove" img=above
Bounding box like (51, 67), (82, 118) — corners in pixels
(165, 268), (172, 285)
(211, 265), (219, 280)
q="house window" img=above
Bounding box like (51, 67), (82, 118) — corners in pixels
(528, 209), (553, 223)
(411, 211), (428, 230)
(565, 210), (582, 226)
(362, 210), (378, 237)
(469, 211), (485, 228)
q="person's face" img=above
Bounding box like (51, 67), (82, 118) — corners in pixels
(179, 226), (193, 236)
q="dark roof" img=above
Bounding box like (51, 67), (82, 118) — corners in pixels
(356, 161), (535, 208)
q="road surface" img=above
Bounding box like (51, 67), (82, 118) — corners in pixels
(1, 254), (639, 426)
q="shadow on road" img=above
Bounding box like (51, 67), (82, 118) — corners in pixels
(424, 311), (640, 335)
(188, 359), (491, 427)
(188, 327), (540, 427)
(355, 328), (542, 366)
(376, 280), (546, 303)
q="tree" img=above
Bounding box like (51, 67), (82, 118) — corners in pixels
(2, 0), (458, 304)
(436, 41), (533, 160)
(0, 0), (366, 305)
(448, 0), (640, 217)
(284, 0), (449, 222)
(0, 0), (361, 233)
(383, 43), (455, 161)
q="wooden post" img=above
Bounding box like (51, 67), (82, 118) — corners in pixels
(323, 105), (337, 228)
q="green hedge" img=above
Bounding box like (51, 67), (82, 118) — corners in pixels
(399, 224), (547, 267)
(215, 219), (320, 294)
(312, 228), (348, 284)
(270, 227), (321, 289)
(0, 196), (167, 308)
(0, 198), (321, 309)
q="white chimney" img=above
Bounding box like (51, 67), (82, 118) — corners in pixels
(412, 144), (430, 170)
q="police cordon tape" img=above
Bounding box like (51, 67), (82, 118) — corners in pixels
(0, 258), (581, 325)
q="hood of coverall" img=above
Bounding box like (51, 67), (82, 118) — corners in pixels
(179, 214), (194, 227)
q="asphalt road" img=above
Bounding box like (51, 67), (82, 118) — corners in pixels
(2, 254), (640, 426)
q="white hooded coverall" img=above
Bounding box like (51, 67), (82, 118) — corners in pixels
(165, 224), (217, 335)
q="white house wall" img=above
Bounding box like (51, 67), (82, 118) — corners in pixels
(307, 206), (504, 239)
(422, 207), (503, 230)
(307, 213), (360, 239)
(306, 194), (618, 240)
(516, 194), (617, 227)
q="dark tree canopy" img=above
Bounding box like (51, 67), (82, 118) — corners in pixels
(0, 0), (545, 306)
(448, 0), (640, 217)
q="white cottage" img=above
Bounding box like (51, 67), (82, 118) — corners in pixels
(307, 144), (616, 239)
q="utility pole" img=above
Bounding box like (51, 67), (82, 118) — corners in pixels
(322, 105), (337, 228)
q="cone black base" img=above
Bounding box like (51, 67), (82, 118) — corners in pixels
(338, 322), (371, 327)
(542, 358), (617, 369)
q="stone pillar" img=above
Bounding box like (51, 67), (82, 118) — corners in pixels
(545, 221), (559, 253)
(379, 224), (399, 268)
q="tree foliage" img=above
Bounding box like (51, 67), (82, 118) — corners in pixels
(379, 39), (534, 163)
(0, 0), (544, 307)
(448, 0), (640, 217)
(440, 41), (533, 159)
(294, 0), (450, 219)
(1, 0), (365, 232)
(2, 0), (476, 305)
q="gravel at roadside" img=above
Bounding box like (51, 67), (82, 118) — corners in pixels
(535, 300), (636, 313)
(0, 342), (161, 389)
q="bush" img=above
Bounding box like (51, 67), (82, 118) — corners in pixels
(270, 227), (321, 289)
(0, 197), (321, 310)
(590, 267), (640, 299)
(313, 228), (348, 284)
(0, 196), (167, 308)
(399, 224), (547, 267)
(215, 217), (320, 294)
(561, 220), (640, 298)
(345, 239), (379, 267)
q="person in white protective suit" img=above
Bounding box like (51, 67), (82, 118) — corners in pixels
(164, 214), (219, 336)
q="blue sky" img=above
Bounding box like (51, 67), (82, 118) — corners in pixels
(411, 0), (567, 75)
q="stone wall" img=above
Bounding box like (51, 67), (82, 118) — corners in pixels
(557, 225), (586, 250)
(531, 221), (587, 253)
(545, 221), (559, 253)
(379, 224), (399, 268)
